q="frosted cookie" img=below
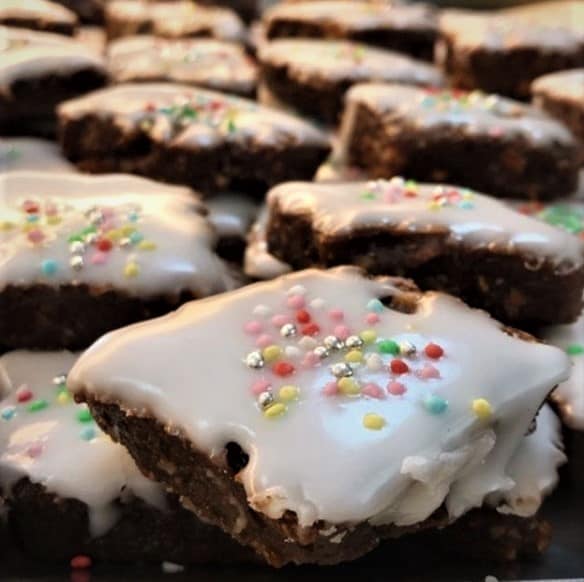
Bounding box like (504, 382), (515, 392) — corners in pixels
(438, 9), (584, 101)
(0, 138), (75, 173)
(0, 27), (107, 136)
(58, 83), (331, 195)
(265, 179), (584, 326)
(104, 0), (245, 42)
(196, 0), (259, 24)
(532, 69), (584, 144)
(0, 351), (253, 563)
(340, 83), (582, 200)
(108, 36), (258, 97)
(258, 39), (443, 124)
(0, 171), (236, 350)
(0, 0), (78, 36)
(263, 1), (437, 61)
(69, 267), (570, 566)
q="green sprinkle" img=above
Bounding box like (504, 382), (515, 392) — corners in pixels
(360, 191), (376, 201)
(227, 118), (236, 133)
(77, 408), (93, 423)
(566, 343), (584, 356)
(27, 399), (48, 413)
(67, 234), (84, 243)
(378, 340), (400, 355)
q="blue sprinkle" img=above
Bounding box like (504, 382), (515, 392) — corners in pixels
(127, 211), (139, 222)
(129, 231), (144, 244)
(366, 299), (384, 314)
(41, 259), (59, 276)
(80, 425), (97, 441)
(458, 200), (475, 210)
(1, 406), (16, 421)
(424, 394), (448, 415)
(26, 215), (40, 223)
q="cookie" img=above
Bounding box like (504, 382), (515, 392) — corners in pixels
(104, 0), (245, 42)
(108, 36), (258, 97)
(51, 0), (105, 24)
(0, 27), (107, 136)
(340, 83), (582, 200)
(532, 69), (584, 144)
(0, 350), (254, 564)
(265, 178), (584, 327)
(263, 1), (438, 61)
(0, 138), (75, 173)
(69, 267), (570, 566)
(196, 0), (259, 24)
(437, 9), (584, 101)
(0, 0), (78, 36)
(258, 39), (443, 124)
(0, 171), (236, 350)
(58, 83), (331, 195)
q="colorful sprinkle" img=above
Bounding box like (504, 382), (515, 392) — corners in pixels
(16, 388), (33, 403)
(41, 259), (58, 276)
(417, 364), (440, 380)
(251, 379), (271, 395)
(301, 323), (320, 336)
(278, 385), (299, 402)
(124, 261), (140, 278)
(345, 350), (364, 364)
(424, 343), (444, 359)
(366, 299), (384, 313)
(27, 399), (48, 413)
(57, 392), (70, 405)
(1, 406), (16, 421)
(263, 402), (286, 418)
(262, 345), (282, 363)
(26, 229), (45, 244)
(70, 555), (92, 569)
(80, 426), (97, 441)
(287, 294), (305, 309)
(387, 381), (406, 396)
(77, 408), (93, 423)
(472, 398), (493, 420)
(390, 359), (409, 375)
(378, 340), (399, 355)
(333, 325), (350, 340)
(365, 353), (383, 372)
(363, 413), (386, 431)
(255, 334), (273, 348)
(296, 309), (311, 324)
(359, 329), (377, 345)
(362, 383), (384, 399)
(338, 377), (361, 396)
(322, 381), (338, 396)
(273, 361), (295, 377)
(328, 309), (345, 321)
(566, 343), (584, 356)
(424, 394), (448, 415)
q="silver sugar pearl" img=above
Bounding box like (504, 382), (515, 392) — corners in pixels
(331, 362), (353, 378)
(69, 241), (85, 255)
(280, 323), (297, 338)
(313, 346), (330, 360)
(245, 351), (264, 369)
(258, 391), (274, 409)
(345, 335), (364, 349)
(52, 374), (67, 386)
(399, 341), (417, 357)
(119, 237), (132, 249)
(324, 335), (344, 351)
(70, 255), (84, 271)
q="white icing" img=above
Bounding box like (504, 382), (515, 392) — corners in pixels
(0, 351), (165, 536)
(259, 39), (443, 86)
(205, 193), (258, 240)
(0, 138), (76, 173)
(0, 171), (236, 297)
(0, 26), (105, 92)
(75, 25), (107, 55)
(108, 36), (257, 96)
(106, 0), (245, 42)
(343, 83), (576, 146)
(59, 82), (331, 149)
(68, 267), (570, 528)
(267, 179), (584, 269)
(532, 68), (584, 105)
(0, 0), (77, 28)
(543, 313), (584, 430)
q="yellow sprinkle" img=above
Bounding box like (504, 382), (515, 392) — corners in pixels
(264, 403), (286, 418)
(338, 377), (361, 396)
(21, 223), (35, 232)
(345, 349), (363, 364)
(57, 392), (70, 405)
(46, 216), (61, 226)
(363, 413), (386, 431)
(106, 228), (122, 241)
(278, 385), (299, 402)
(121, 225), (136, 236)
(428, 201), (441, 211)
(359, 329), (377, 345)
(138, 240), (157, 251)
(472, 398), (493, 421)
(124, 262), (140, 278)
(0, 221), (15, 231)
(262, 345), (282, 363)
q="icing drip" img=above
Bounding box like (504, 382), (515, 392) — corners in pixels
(0, 138), (76, 173)
(68, 267), (570, 528)
(0, 171), (236, 296)
(0, 351), (165, 536)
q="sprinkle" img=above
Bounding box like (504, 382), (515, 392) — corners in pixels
(41, 259), (58, 276)
(378, 340), (399, 355)
(22, 200), (39, 214)
(333, 325), (350, 340)
(472, 398), (493, 420)
(138, 240), (157, 251)
(363, 413), (386, 431)
(272, 314), (290, 328)
(566, 343), (584, 356)
(258, 391), (274, 409)
(287, 284), (307, 296)
(129, 231), (144, 244)
(26, 229), (45, 245)
(366, 299), (384, 313)
(296, 309), (311, 323)
(273, 361), (295, 377)
(365, 313), (380, 325)
(345, 350), (364, 364)
(299, 336), (318, 350)
(331, 362), (353, 378)
(69, 241), (85, 254)
(362, 383), (384, 399)
(287, 295), (305, 309)
(53, 374), (66, 386)
(390, 359), (409, 375)
(424, 394), (448, 415)
(338, 377), (361, 396)
(301, 352), (320, 368)
(264, 403), (286, 418)
(251, 379), (271, 395)
(27, 399), (48, 413)
(77, 408), (93, 423)
(262, 345), (282, 363)
(278, 385), (299, 402)
(255, 334), (273, 348)
(387, 381), (406, 396)
(70, 555), (92, 569)
(425, 343), (444, 359)
(70, 255), (84, 271)
(328, 309), (345, 321)
(0, 221), (15, 231)
(1, 406), (16, 421)
(16, 387), (33, 403)
(359, 329), (377, 345)
(301, 323), (320, 336)
(97, 238), (113, 252)
(399, 341), (417, 356)
(365, 353), (383, 372)
(322, 381), (338, 396)
(280, 323), (297, 338)
(57, 392), (70, 405)
(417, 364), (440, 380)
(124, 261), (140, 278)
(80, 426), (97, 441)
(285, 346), (301, 359)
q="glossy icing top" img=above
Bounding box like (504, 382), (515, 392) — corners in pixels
(267, 178), (584, 269)
(344, 82), (576, 146)
(108, 36), (258, 96)
(0, 138), (75, 173)
(259, 39), (443, 86)
(0, 171), (235, 296)
(0, 351), (164, 536)
(106, 0), (245, 42)
(68, 267), (570, 528)
(532, 69), (584, 105)
(59, 82), (330, 149)
(0, 0), (77, 27)
(0, 26), (105, 90)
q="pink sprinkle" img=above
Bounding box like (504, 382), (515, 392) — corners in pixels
(287, 295), (305, 309)
(101, 207), (115, 219)
(329, 309), (344, 321)
(255, 334), (273, 348)
(362, 383), (385, 399)
(26, 229), (45, 244)
(26, 442), (43, 458)
(244, 320), (263, 335)
(302, 352), (320, 369)
(45, 203), (58, 216)
(90, 251), (108, 265)
(322, 381), (339, 396)
(365, 313), (380, 325)
(417, 364), (441, 380)
(387, 381), (407, 396)
(271, 314), (290, 327)
(334, 325), (350, 340)
(251, 379), (271, 395)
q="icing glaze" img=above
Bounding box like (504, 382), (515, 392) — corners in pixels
(532, 68), (584, 105)
(106, 0), (245, 42)
(0, 171), (236, 297)
(259, 39), (443, 86)
(0, 351), (164, 536)
(205, 193), (258, 240)
(59, 82), (330, 149)
(0, 138), (76, 173)
(343, 83), (576, 147)
(0, 0), (77, 28)
(68, 267), (570, 528)
(75, 25), (107, 55)
(267, 178), (584, 270)
(108, 36), (257, 95)
(0, 26), (105, 91)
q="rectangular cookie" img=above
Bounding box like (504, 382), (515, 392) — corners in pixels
(69, 267), (570, 566)
(0, 171), (236, 350)
(58, 83), (331, 195)
(265, 179), (584, 327)
(340, 83), (582, 200)
(0, 0), (78, 36)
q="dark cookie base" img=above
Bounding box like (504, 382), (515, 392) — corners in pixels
(105, 14), (220, 41)
(265, 19), (437, 62)
(58, 114), (330, 196)
(534, 93), (584, 144)
(0, 284), (197, 351)
(266, 204), (584, 328)
(344, 102), (582, 200)
(53, 0), (105, 24)
(0, 17), (76, 36)
(0, 69), (107, 138)
(7, 478), (253, 564)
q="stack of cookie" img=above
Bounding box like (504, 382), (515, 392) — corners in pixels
(1, 0), (583, 576)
